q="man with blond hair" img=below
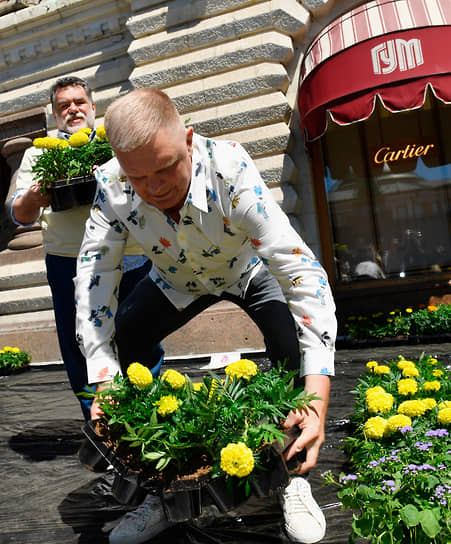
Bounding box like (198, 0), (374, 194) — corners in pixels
(75, 88), (336, 544)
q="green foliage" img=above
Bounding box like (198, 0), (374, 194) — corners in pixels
(322, 353), (451, 543)
(0, 345), (31, 370)
(345, 304), (451, 340)
(97, 363), (315, 485)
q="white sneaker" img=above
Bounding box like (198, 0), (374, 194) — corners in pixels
(280, 477), (326, 543)
(109, 493), (174, 544)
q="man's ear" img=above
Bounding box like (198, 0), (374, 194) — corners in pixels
(186, 126), (194, 155)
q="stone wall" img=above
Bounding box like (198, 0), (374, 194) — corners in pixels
(0, 0), (367, 255)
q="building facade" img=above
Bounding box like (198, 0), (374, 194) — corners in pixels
(0, 0), (449, 354)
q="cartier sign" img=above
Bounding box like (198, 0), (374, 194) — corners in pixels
(373, 143), (434, 164)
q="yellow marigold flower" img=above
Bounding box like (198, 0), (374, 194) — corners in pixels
(438, 408), (451, 425)
(397, 378), (418, 396)
(433, 369), (444, 377)
(79, 127), (92, 135)
(405, 308), (413, 313)
(11, 347), (20, 353)
(161, 369), (186, 389)
(402, 366), (419, 377)
(154, 394), (179, 416)
(68, 132), (90, 147)
(423, 398), (437, 410)
(423, 381), (441, 392)
(374, 365), (390, 375)
(398, 399), (427, 417)
(397, 359), (416, 370)
(42, 136), (63, 149)
(439, 401), (451, 410)
(389, 311), (396, 315)
(427, 305), (437, 311)
(225, 359), (258, 380)
(0, 350), (4, 354)
(386, 414), (412, 433)
(192, 382), (204, 392)
(427, 357), (438, 365)
(57, 139), (69, 148)
(366, 361), (378, 370)
(363, 416), (387, 439)
(96, 125), (107, 140)
(3, 346), (13, 352)
(126, 362), (153, 388)
(33, 137), (46, 148)
(220, 442), (255, 477)
(366, 391), (394, 414)
(366, 386), (386, 397)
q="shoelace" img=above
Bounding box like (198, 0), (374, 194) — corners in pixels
(284, 485), (313, 515)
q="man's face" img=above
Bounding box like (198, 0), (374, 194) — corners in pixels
(52, 85), (96, 134)
(115, 125), (194, 215)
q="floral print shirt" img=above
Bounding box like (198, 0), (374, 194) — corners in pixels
(75, 134), (336, 384)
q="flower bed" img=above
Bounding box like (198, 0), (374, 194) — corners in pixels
(342, 304), (451, 344)
(323, 353), (451, 543)
(0, 346), (31, 375)
(79, 360), (313, 519)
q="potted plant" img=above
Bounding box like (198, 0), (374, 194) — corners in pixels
(0, 345), (31, 375)
(31, 126), (113, 212)
(79, 359), (316, 520)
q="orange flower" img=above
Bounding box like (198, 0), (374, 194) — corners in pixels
(427, 304), (438, 312)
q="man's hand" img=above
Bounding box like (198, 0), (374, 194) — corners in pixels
(282, 374), (330, 474)
(13, 184), (52, 224)
(90, 381), (113, 420)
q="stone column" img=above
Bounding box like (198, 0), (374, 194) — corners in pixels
(0, 107), (46, 252)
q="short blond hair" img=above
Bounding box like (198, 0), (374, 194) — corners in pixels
(104, 88), (181, 152)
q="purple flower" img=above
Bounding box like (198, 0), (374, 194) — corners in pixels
(425, 429), (449, 438)
(340, 474), (358, 484)
(381, 479), (396, 493)
(414, 441), (433, 451)
(400, 425), (413, 434)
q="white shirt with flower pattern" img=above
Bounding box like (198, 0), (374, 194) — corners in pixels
(75, 134), (337, 384)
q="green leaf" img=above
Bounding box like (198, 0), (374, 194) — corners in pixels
(418, 509), (441, 538)
(142, 451), (165, 461)
(400, 504), (420, 527)
(352, 516), (373, 538)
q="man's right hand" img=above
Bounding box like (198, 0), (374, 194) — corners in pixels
(13, 184), (52, 224)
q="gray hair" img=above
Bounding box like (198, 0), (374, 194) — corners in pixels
(50, 76), (93, 108)
(104, 88), (181, 152)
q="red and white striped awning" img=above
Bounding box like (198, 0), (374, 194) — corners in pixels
(299, 0), (451, 141)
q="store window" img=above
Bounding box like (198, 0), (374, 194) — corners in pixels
(317, 92), (451, 284)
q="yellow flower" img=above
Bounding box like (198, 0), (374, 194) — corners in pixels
(220, 442), (255, 477)
(423, 398), (437, 410)
(405, 308), (413, 313)
(439, 401), (451, 410)
(154, 394), (179, 416)
(398, 399), (427, 417)
(438, 407), (451, 425)
(126, 362), (153, 388)
(225, 359), (258, 380)
(366, 361), (378, 370)
(397, 359), (416, 370)
(33, 137), (46, 148)
(161, 369), (186, 389)
(11, 347), (20, 353)
(397, 378), (418, 396)
(423, 381), (441, 392)
(427, 356), (438, 365)
(363, 416), (387, 439)
(192, 382), (204, 392)
(386, 414), (412, 433)
(68, 131), (90, 147)
(3, 346), (13, 352)
(427, 305), (437, 311)
(57, 139), (69, 148)
(96, 125), (107, 140)
(79, 127), (92, 135)
(433, 369), (444, 377)
(374, 365), (390, 375)
(366, 390), (394, 414)
(402, 366), (419, 377)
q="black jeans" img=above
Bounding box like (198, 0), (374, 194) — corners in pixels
(115, 266), (300, 373)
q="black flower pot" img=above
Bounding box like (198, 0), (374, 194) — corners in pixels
(0, 364), (30, 376)
(50, 174), (96, 212)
